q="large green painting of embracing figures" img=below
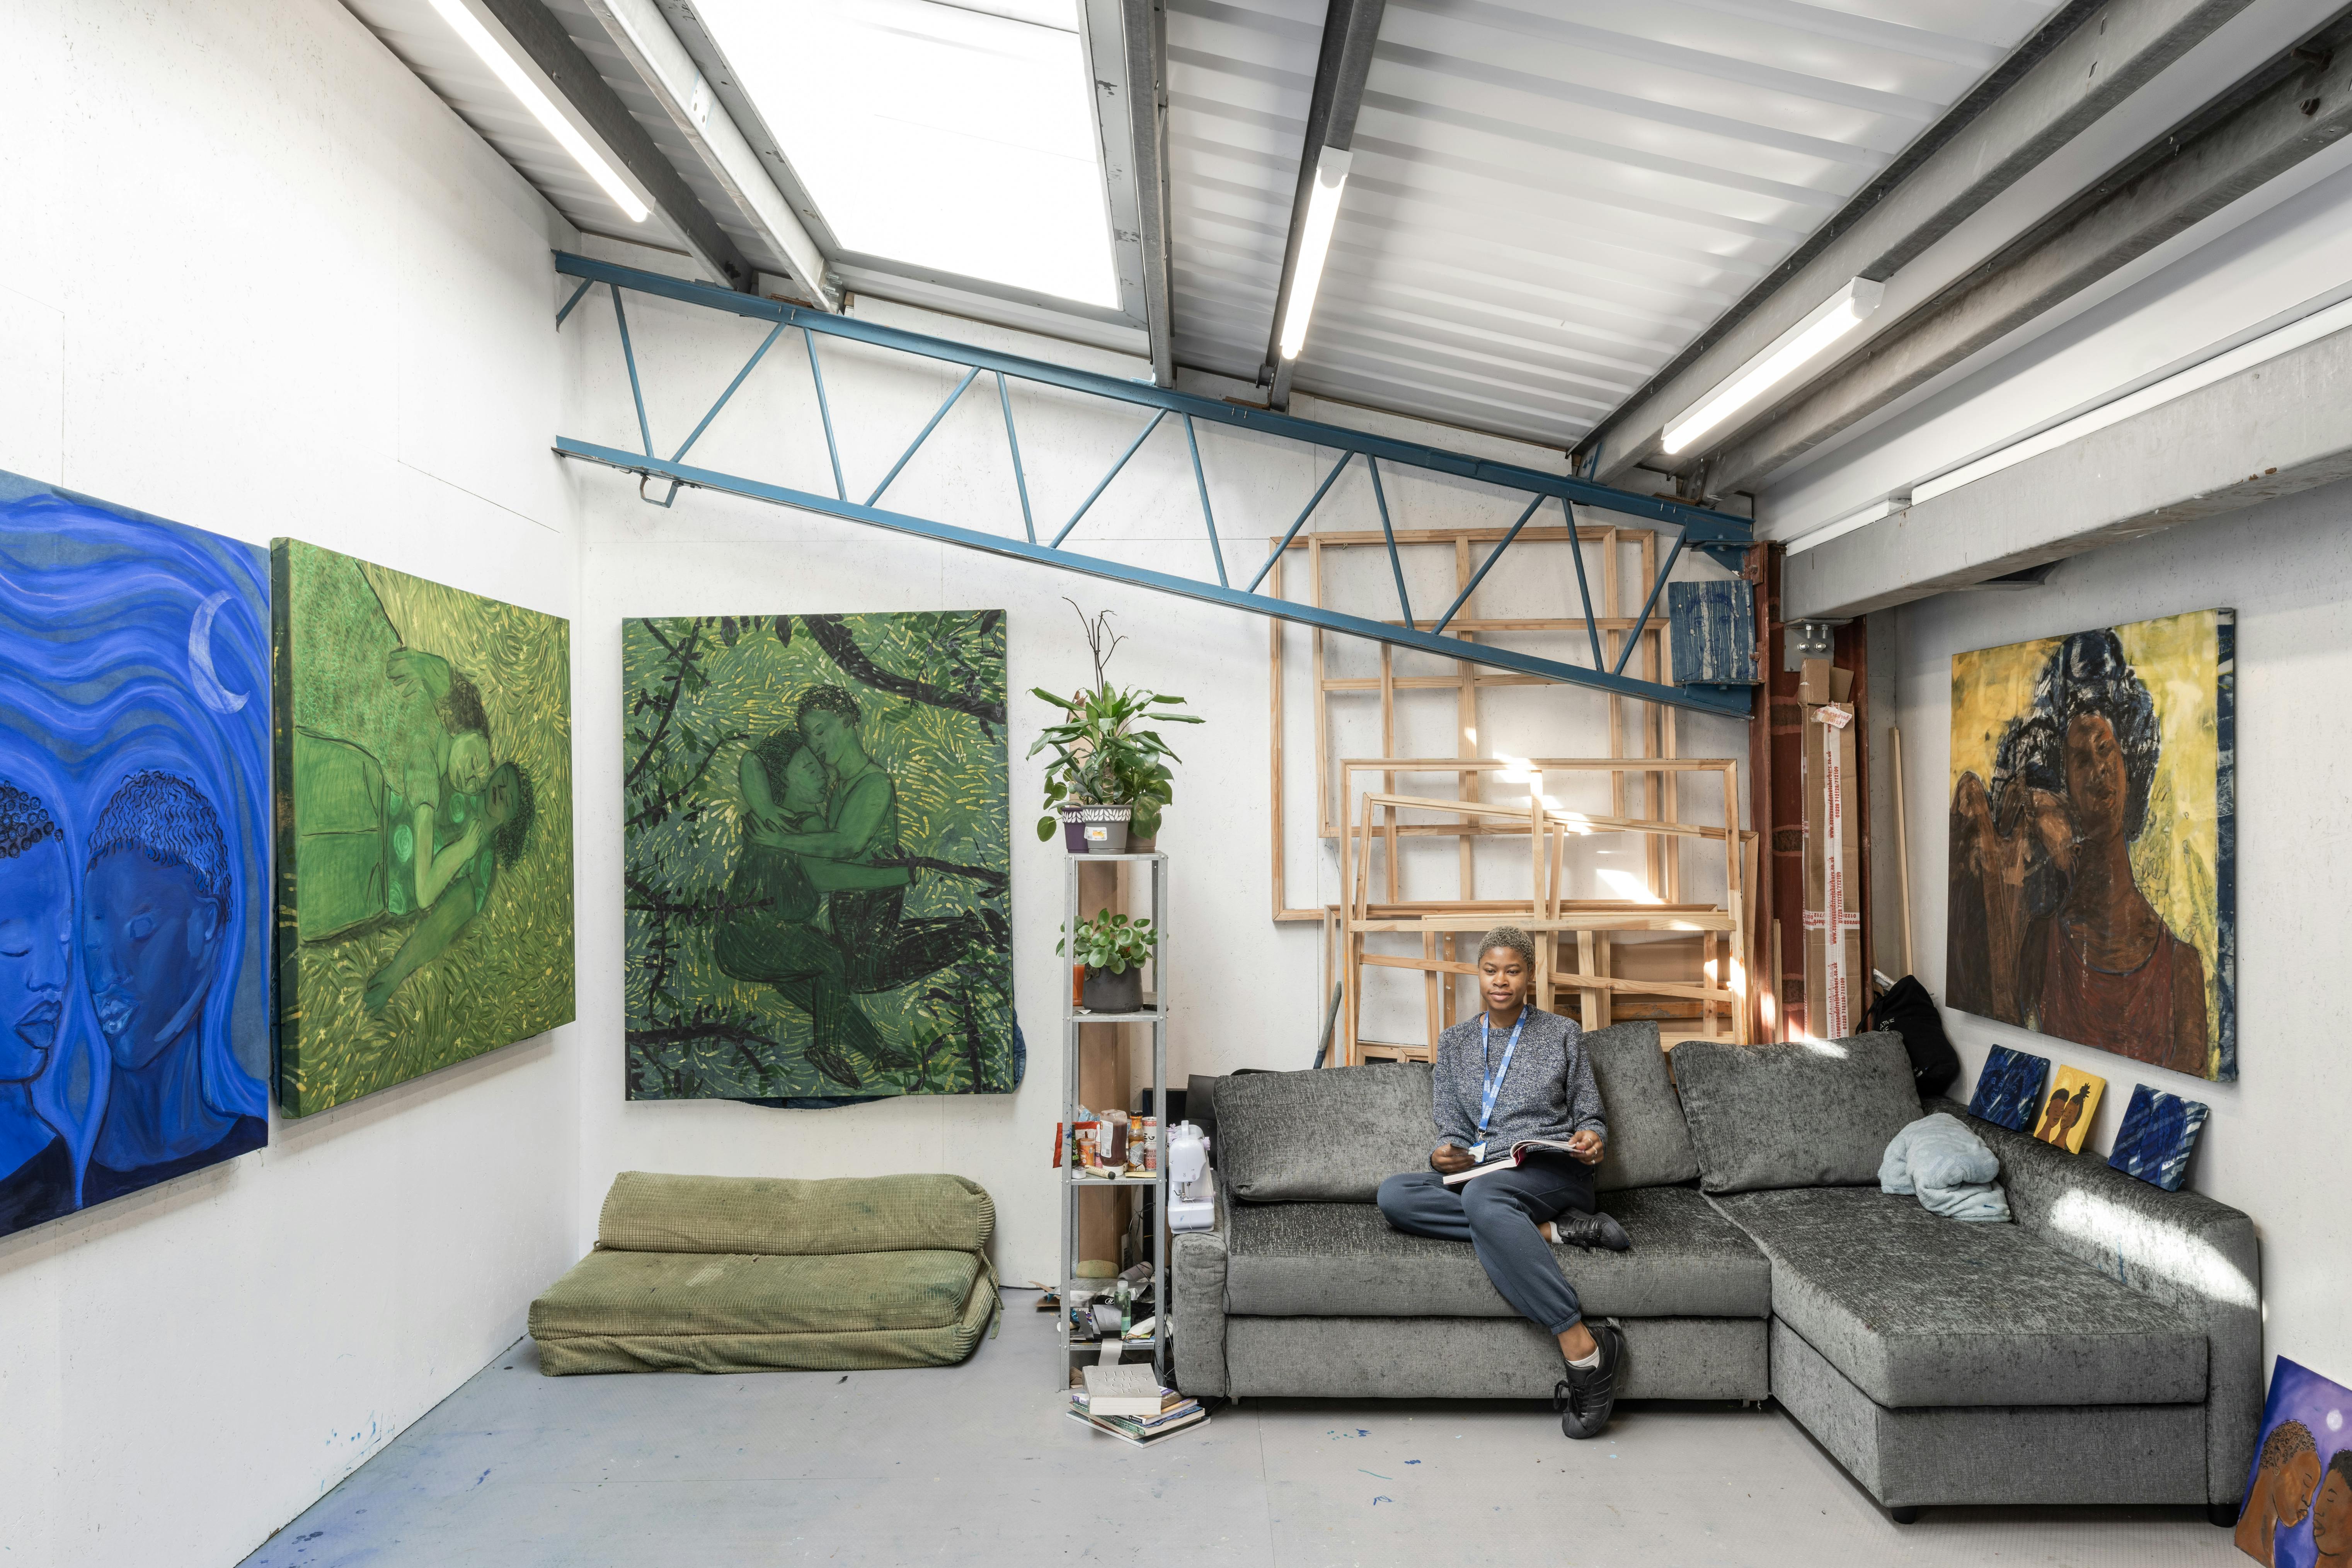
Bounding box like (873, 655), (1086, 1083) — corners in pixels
(623, 612), (1013, 1100)
(273, 541), (574, 1115)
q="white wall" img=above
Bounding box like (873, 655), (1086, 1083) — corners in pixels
(0, 3), (585, 1565)
(1889, 486), (2352, 1378)
(1762, 154), (2352, 1379)
(564, 238), (1740, 1287)
(0, 6), (1763, 1561)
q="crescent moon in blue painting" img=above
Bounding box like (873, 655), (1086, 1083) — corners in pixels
(189, 591), (249, 714)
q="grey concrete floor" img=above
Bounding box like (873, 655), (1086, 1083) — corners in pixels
(241, 1294), (2237, 1567)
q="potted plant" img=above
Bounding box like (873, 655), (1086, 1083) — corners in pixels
(1030, 601), (1200, 854)
(1059, 909), (1158, 1013)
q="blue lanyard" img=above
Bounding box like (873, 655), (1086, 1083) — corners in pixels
(1476, 1008), (1529, 1139)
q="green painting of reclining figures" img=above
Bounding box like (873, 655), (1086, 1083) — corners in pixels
(623, 613), (1012, 1100)
(272, 541), (574, 1115)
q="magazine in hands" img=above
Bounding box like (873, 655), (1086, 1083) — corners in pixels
(1442, 1138), (1584, 1187)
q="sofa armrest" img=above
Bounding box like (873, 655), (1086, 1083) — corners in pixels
(1937, 1097), (2262, 1506)
(1171, 1195), (1230, 1398)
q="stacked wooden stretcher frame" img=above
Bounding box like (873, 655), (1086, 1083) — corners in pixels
(1262, 518), (1756, 1064)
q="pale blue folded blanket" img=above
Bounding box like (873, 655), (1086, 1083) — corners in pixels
(1880, 1113), (2010, 1222)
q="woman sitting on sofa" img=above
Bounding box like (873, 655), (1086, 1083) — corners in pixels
(1376, 924), (1631, 1440)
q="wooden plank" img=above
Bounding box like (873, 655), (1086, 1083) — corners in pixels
(1280, 524), (1622, 548)
(1351, 912), (1736, 933)
(1557, 970), (1732, 1004)
(1320, 674), (1625, 691)
(1604, 528), (1625, 835)
(1576, 930), (1599, 1031)
(1891, 722), (1915, 976)
(1366, 900), (1721, 917)
(1529, 772), (1549, 1011)
(1341, 756), (1742, 773)
(1422, 929), (1440, 1049)
(1311, 534), (1330, 838)
(1454, 536), (1477, 907)
(1639, 528), (1661, 896)
(1363, 791), (1731, 840)
(1269, 546), (1287, 923)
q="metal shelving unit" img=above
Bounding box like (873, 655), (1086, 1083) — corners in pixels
(1058, 851), (1168, 1390)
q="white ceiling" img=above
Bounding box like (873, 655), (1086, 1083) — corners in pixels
(350, 0), (2083, 449)
(1162, 0), (2069, 445)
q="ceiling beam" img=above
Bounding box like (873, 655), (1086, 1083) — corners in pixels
(1117, 0), (1175, 386)
(1784, 313), (2352, 620)
(583, 0), (840, 310)
(1707, 11), (2352, 495)
(1260, 0), (1386, 410)
(474, 0), (757, 291)
(1579, 0), (2256, 485)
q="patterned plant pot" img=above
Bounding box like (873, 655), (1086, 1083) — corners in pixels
(1078, 804), (1132, 854)
(1058, 802), (1090, 852)
(1082, 965), (1143, 1013)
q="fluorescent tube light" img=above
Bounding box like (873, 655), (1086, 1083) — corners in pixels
(428, 0), (651, 222)
(1277, 145), (1353, 361)
(1662, 278), (1884, 455)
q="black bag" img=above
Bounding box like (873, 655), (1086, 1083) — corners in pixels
(1867, 976), (1960, 1098)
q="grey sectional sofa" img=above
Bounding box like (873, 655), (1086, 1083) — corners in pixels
(1171, 1023), (2260, 1523)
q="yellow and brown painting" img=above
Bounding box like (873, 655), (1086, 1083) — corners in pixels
(1947, 609), (2234, 1081)
(271, 540), (574, 1115)
(622, 612), (1012, 1101)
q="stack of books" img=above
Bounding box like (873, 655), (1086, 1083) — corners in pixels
(1068, 1362), (1208, 1446)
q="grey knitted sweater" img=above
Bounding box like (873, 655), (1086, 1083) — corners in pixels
(1431, 1006), (1604, 1155)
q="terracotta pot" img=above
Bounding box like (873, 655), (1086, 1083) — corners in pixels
(1081, 965), (1144, 1013)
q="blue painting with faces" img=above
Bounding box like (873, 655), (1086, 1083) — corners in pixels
(0, 472), (269, 1238)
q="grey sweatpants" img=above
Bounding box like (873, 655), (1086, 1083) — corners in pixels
(1375, 1160), (1596, 1336)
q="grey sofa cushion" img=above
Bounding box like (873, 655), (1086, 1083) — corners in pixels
(1711, 1187), (2207, 1408)
(1670, 1033), (1923, 1192)
(1215, 1064), (1435, 1203)
(1224, 1185), (1770, 1319)
(1586, 1020), (1698, 1191)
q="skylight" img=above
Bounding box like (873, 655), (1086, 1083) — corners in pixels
(695, 0), (1121, 309)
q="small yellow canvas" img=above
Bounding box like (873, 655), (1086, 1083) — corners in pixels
(2033, 1066), (2105, 1153)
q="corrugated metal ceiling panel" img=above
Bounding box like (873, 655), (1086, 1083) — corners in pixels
(1167, 0), (2066, 447)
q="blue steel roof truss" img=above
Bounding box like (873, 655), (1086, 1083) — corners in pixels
(551, 253), (1753, 718)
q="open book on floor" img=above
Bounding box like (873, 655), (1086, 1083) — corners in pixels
(1442, 1138), (1583, 1186)
(1071, 1364), (1208, 1445)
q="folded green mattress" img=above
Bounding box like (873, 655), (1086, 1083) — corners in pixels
(530, 1171), (999, 1376)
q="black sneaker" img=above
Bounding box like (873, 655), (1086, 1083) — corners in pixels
(1553, 1321), (1626, 1440)
(1548, 1210), (1632, 1252)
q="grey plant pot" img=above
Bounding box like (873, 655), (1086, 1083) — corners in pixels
(1082, 965), (1144, 1013)
(1078, 804), (1132, 854)
(1058, 802), (1089, 852)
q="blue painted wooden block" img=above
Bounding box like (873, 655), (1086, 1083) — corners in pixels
(2108, 1083), (2209, 1191)
(1668, 580), (1759, 686)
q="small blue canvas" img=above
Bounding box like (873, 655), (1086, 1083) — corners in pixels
(1966, 1044), (2049, 1132)
(1668, 580), (1759, 686)
(2108, 1083), (2208, 1192)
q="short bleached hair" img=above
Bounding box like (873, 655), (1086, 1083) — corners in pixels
(1476, 925), (1535, 969)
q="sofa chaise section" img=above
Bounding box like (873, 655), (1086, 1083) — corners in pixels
(1669, 1038), (2257, 1517)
